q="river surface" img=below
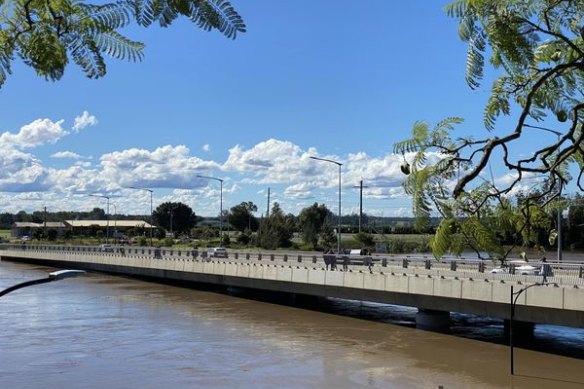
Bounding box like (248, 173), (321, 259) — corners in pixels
(1, 261), (583, 389)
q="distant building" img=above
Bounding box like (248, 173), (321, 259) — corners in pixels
(11, 222), (67, 238)
(65, 220), (154, 236)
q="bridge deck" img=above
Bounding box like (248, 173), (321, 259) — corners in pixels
(2, 245), (583, 328)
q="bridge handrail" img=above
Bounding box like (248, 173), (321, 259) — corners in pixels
(1, 243), (583, 285)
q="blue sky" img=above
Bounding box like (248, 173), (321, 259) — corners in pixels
(0, 1), (550, 218)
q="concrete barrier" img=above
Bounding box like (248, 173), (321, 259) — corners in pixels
(344, 271), (364, 289)
(307, 269), (326, 285)
(409, 275), (434, 296)
(291, 267), (309, 283)
(461, 279), (492, 302)
(363, 273), (385, 291)
(385, 273), (409, 293)
(325, 270), (344, 287)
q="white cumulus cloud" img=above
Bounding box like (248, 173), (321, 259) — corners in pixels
(72, 111), (98, 132)
(100, 145), (221, 189)
(0, 118), (67, 149)
(51, 151), (84, 159)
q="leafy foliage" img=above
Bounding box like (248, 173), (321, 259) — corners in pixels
(152, 201), (196, 235)
(0, 0), (245, 87)
(394, 0), (584, 260)
(318, 221), (337, 249)
(256, 202), (294, 249)
(228, 201), (258, 232)
(298, 202), (333, 249)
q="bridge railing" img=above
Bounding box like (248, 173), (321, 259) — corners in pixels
(2, 243), (583, 285)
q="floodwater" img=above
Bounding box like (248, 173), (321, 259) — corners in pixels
(1, 261), (583, 389)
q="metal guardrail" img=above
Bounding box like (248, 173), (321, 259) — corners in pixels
(2, 243), (583, 286)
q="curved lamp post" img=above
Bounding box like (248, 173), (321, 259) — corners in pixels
(524, 124), (564, 262)
(0, 270), (86, 298)
(128, 187), (154, 246)
(197, 175), (224, 247)
(510, 282), (543, 375)
(310, 156), (342, 254)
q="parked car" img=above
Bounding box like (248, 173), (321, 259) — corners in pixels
(207, 247), (227, 258)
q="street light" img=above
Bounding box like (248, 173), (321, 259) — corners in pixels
(111, 203), (117, 242)
(310, 156), (343, 254)
(89, 194), (110, 244)
(128, 187), (154, 246)
(524, 124), (564, 262)
(0, 270), (86, 298)
(509, 282), (543, 375)
(197, 175), (224, 246)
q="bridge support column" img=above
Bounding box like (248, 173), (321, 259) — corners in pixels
(416, 309), (450, 330)
(504, 320), (535, 342)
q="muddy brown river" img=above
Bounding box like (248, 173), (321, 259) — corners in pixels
(1, 261), (583, 389)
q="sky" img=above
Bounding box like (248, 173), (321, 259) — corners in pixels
(0, 1), (558, 219)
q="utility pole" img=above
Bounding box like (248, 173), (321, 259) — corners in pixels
(43, 206), (47, 239)
(267, 187), (271, 217)
(353, 180), (369, 233)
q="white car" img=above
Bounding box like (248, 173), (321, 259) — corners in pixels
(207, 247), (227, 258)
(99, 244), (114, 253)
(490, 261), (540, 276)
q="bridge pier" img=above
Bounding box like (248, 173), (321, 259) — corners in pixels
(416, 309), (450, 330)
(504, 320), (535, 342)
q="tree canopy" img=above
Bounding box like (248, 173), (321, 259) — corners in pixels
(394, 0), (584, 259)
(228, 201), (258, 232)
(256, 202), (294, 250)
(298, 203), (333, 249)
(152, 201), (196, 235)
(0, 0), (245, 87)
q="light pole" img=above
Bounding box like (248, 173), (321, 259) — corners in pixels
(90, 194), (110, 244)
(111, 203), (117, 242)
(310, 156), (343, 254)
(128, 187), (154, 246)
(0, 270), (85, 298)
(524, 124), (564, 262)
(197, 175), (224, 246)
(509, 282), (542, 375)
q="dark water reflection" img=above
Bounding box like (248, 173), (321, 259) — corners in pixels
(1, 261), (583, 389)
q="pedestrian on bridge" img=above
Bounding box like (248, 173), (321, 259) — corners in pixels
(541, 257), (553, 283)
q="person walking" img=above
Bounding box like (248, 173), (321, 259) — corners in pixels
(540, 257), (553, 283)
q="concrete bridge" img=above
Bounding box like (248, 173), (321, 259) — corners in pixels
(2, 244), (584, 330)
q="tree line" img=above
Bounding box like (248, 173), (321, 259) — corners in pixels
(4, 194), (584, 254)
